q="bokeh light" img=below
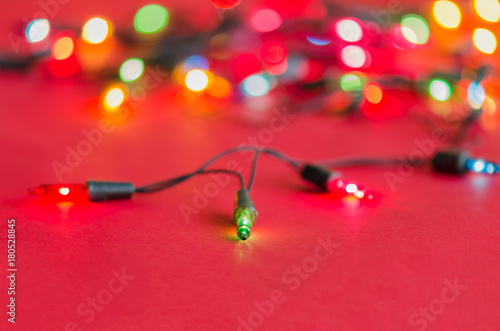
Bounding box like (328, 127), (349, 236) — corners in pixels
(209, 0), (240, 9)
(364, 83), (383, 104)
(52, 37), (74, 60)
(335, 19), (363, 42)
(26, 19), (50, 43)
(82, 18), (110, 44)
(119, 58), (145, 82)
(341, 45), (367, 68)
(59, 187), (70, 195)
(433, 1), (461, 29)
(483, 96), (496, 115)
(184, 55), (209, 71)
(242, 75), (270, 97)
(207, 76), (232, 98)
(250, 9), (282, 32)
(306, 36), (331, 46)
(468, 82), (486, 109)
(134, 5), (169, 34)
(401, 14), (429, 45)
(259, 42), (286, 65)
(103, 85), (126, 111)
(185, 69), (209, 91)
(340, 74), (363, 92)
(474, 0), (500, 22)
(264, 59), (288, 76)
(473, 28), (497, 54)
(429, 79), (452, 101)
(345, 184), (357, 194)
(393, 26), (418, 49)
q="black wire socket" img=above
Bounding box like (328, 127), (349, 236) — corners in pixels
(87, 181), (135, 202)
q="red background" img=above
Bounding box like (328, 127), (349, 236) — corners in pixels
(1, 0), (500, 330)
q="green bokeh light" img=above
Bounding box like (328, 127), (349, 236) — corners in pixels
(340, 74), (363, 92)
(119, 58), (145, 82)
(401, 14), (429, 45)
(134, 5), (169, 34)
(429, 79), (452, 102)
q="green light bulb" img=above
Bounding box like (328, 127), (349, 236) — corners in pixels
(237, 225), (252, 240)
(234, 208), (256, 240)
(233, 189), (258, 240)
(134, 5), (169, 34)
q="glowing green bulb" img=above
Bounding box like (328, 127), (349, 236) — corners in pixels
(233, 189), (257, 240)
(134, 5), (169, 34)
(234, 208), (256, 240)
(237, 225), (252, 240)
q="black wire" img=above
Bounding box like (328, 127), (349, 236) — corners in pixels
(134, 145), (300, 194)
(262, 148), (302, 169)
(245, 147), (302, 191)
(135, 169), (244, 193)
(247, 150), (262, 191)
(132, 145), (430, 196)
(134, 146), (251, 193)
(201, 170), (245, 189)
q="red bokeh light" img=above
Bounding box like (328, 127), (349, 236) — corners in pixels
(209, 0), (240, 9)
(259, 42), (286, 65)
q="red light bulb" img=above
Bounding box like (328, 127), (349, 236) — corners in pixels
(28, 184), (88, 200)
(300, 164), (379, 204)
(28, 181), (135, 202)
(327, 178), (377, 203)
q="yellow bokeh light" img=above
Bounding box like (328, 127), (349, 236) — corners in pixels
(103, 86), (126, 111)
(483, 96), (496, 115)
(207, 77), (232, 98)
(473, 28), (497, 54)
(53, 37), (74, 60)
(433, 1), (461, 29)
(474, 0), (500, 22)
(82, 18), (110, 44)
(185, 69), (209, 91)
(364, 84), (383, 104)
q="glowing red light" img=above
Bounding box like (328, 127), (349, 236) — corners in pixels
(361, 92), (406, 120)
(46, 55), (81, 77)
(327, 178), (377, 203)
(59, 187), (70, 195)
(209, 0), (240, 9)
(28, 184), (87, 200)
(259, 42), (286, 65)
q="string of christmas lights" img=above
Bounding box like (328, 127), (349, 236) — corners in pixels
(28, 145), (499, 240)
(7, 1), (500, 239)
